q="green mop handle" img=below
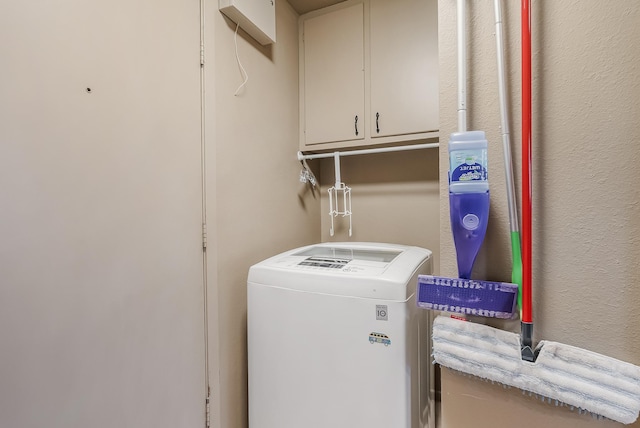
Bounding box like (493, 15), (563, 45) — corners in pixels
(511, 232), (523, 308)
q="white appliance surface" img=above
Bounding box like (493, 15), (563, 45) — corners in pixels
(248, 242), (434, 428)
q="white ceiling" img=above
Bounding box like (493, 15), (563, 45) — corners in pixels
(287, 0), (346, 15)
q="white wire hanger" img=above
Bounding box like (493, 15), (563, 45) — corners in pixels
(299, 157), (317, 188)
(328, 152), (352, 237)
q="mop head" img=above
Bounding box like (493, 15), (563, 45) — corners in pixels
(433, 315), (640, 424)
(417, 275), (518, 319)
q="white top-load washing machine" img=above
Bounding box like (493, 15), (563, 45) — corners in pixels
(247, 242), (434, 428)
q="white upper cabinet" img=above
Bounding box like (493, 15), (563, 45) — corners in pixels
(369, 0), (438, 139)
(299, 0), (438, 151)
(301, 3), (365, 146)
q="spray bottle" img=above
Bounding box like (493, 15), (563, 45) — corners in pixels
(449, 130), (490, 279)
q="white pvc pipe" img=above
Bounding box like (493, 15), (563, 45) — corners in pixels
(333, 152), (341, 188)
(297, 142), (439, 162)
(457, 0), (467, 132)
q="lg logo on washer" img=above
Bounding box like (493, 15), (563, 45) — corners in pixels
(376, 305), (388, 321)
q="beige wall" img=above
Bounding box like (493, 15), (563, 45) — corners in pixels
(438, 0), (640, 426)
(206, 2), (321, 428)
(319, 150), (440, 270)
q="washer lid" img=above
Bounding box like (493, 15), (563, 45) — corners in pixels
(247, 242), (432, 300)
(293, 246), (401, 270)
(294, 246), (401, 264)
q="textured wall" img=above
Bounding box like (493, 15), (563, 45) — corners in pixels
(438, 0), (640, 425)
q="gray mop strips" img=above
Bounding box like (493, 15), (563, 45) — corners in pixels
(432, 315), (640, 424)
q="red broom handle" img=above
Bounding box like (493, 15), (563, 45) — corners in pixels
(521, 0), (533, 324)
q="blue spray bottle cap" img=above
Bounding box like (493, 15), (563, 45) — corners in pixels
(449, 131), (489, 194)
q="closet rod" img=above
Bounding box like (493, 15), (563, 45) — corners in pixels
(297, 142), (439, 161)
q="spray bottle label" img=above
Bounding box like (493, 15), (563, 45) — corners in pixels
(450, 150), (488, 182)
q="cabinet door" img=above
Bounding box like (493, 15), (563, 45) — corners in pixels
(302, 3), (365, 145)
(370, 0), (438, 138)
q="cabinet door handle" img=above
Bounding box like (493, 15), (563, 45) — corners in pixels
(354, 115), (359, 136)
(376, 112), (380, 134)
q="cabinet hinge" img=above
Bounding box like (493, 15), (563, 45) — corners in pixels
(205, 395), (211, 428)
(200, 42), (205, 66)
(202, 223), (208, 250)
